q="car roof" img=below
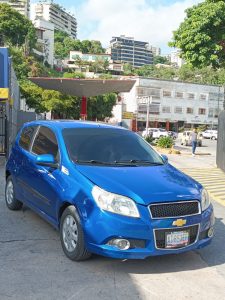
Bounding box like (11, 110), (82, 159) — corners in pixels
(23, 120), (127, 131)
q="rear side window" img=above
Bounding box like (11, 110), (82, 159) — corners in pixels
(32, 126), (59, 160)
(19, 126), (36, 151)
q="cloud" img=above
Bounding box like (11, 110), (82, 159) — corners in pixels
(70, 0), (201, 54)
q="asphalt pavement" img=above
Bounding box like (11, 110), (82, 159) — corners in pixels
(0, 140), (225, 300)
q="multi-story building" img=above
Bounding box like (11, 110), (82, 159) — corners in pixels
(30, 2), (77, 39)
(65, 51), (123, 74)
(109, 35), (153, 68)
(0, 0), (30, 17)
(170, 49), (185, 67)
(118, 77), (224, 131)
(150, 46), (161, 57)
(32, 19), (54, 67)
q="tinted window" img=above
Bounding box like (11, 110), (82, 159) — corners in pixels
(19, 126), (36, 151)
(32, 126), (59, 160)
(63, 128), (163, 165)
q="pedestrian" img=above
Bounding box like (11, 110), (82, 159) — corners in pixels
(191, 128), (198, 156)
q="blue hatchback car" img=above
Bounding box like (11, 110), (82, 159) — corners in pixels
(5, 121), (214, 261)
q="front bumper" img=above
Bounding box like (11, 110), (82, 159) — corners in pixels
(83, 203), (214, 259)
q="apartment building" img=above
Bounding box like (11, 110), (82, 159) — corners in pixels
(150, 46), (161, 57)
(119, 77), (224, 131)
(30, 2), (77, 39)
(109, 36), (153, 68)
(32, 19), (54, 67)
(0, 0), (30, 17)
(170, 49), (185, 68)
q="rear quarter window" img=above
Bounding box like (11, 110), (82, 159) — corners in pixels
(19, 126), (36, 151)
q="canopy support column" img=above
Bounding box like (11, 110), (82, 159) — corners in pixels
(80, 96), (87, 120)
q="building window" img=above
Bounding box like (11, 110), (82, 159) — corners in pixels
(187, 93), (195, 99)
(175, 92), (183, 98)
(199, 108), (206, 115)
(200, 94), (207, 100)
(163, 90), (172, 97)
(136, 87), (160, 98)
(162, 106), (171, 113)
(175, 107), (183, 113)
(187, 107), (194, 114)
(208, 108), (214, 117)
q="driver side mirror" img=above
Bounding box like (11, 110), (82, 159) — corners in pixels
(36, 154), (59, 169)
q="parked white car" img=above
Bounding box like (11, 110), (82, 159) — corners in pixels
(142, 128), (169, 139)
(202, 130), (217, 140)
(180, 131), (203, 146)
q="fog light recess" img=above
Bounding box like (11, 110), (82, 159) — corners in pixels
(108, 239), (130, 250)
(208, 227), (214, 238)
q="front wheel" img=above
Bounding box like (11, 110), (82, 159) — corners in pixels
(60, 205), (91, 261)
(5, 176), (23, 210)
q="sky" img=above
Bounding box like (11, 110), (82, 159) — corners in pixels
(32, 0), (202, 55)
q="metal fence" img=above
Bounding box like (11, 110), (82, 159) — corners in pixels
(0, 67), (37, 157)
(216, 111), (225, 172)
(0, 104), (7, 155)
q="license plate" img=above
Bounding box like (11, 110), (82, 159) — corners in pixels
(165, 231), (189, 248)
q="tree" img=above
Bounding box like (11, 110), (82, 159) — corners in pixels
(153, 56), (170, 65)
(169, 0), (225, 68)
(54, 31), (105, 60)
(0, 3), (36, 49)
(88, 93), (117, 121)
(63, 72), (85, 79)
(10, 47), (48, 80)
(20, 80), (46, 113)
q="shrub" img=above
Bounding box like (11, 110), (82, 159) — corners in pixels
(145, 135), (154, 144)
(157, 136), (173, 148)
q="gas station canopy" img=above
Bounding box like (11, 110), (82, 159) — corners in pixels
(29, 78), (136, 97)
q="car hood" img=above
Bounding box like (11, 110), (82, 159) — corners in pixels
(76, 163), (201, 205)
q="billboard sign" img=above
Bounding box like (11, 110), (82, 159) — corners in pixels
(0, 47), (9, 101)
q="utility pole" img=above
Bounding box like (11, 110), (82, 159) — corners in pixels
(146, 96), (152, 133)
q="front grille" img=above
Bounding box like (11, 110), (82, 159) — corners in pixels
(154, 225), (199, 249)
(149, 201), (200, 219)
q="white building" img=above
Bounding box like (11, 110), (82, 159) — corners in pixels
(0, 0), (30, 17)
(33, 19), (54, 67)
(170, 49), (185, 67)
(30, 2), (77, 39)
(117, 77), (224, 131)
(150, 46), (161, 56)
(66, 51), (123, 74)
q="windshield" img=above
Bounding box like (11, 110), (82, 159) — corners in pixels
(62, 127), (164, 166)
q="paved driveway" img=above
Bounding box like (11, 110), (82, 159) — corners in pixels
(0, 158), (225, 300)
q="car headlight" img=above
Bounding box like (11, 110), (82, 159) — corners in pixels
(91, 186), (140, 218)
(201, 189), (210, 211)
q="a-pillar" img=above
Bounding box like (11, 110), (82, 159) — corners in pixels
(166, 121), (170, 131)
(80, 96), (87, 120)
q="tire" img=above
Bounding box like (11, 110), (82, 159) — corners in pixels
(185, 141), (188, 146)
(60, 205), (91, 261)
(211, 136), (216, 140)
(5, 176), (23, 210)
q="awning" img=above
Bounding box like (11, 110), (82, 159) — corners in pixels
(29, 78), (136, 97)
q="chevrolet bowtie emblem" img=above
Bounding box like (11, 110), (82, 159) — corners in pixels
(172, 219), (187, 227)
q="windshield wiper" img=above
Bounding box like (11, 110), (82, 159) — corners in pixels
(114, 160), (164, 165)
(75, 159), (113, 165)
